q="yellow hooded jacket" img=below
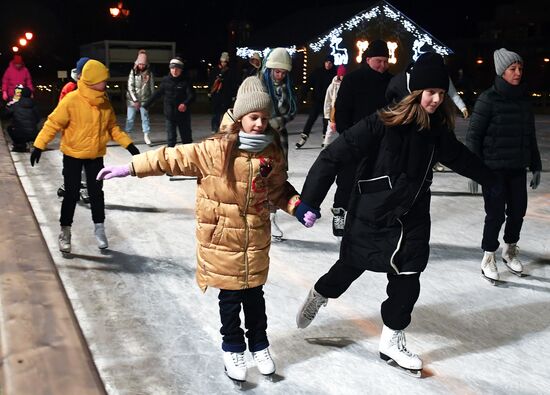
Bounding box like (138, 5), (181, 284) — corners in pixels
(34, 65), (133, 158)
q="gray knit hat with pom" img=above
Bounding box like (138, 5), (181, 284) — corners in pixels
(232, 77), (272, 120)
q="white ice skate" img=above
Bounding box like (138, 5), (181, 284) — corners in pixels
(223, 351), (247, 383)
(252, 347), (276, 376)
(295, 133), (308, 149)
(296, 288), (328, 328)
(94, 223), (109, 249)
(481, 251), (500, 285)
(502, 243), (523, 276)
(331, 207), (346, 237)
(144, 133), (152, 146)
(379, 325), (422, 378)
(58, 226), (71, 253)
(270, 212), (283, 241)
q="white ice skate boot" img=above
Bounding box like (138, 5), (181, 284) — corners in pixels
(252, 347), (276, 376)
(270, 212), (283, 240)
(223, 351), (247, 382)
(502, 243), (523, 275)
(58, 226), (71, 253)
(331, 207), (346, 237)
(94, 223), (109, 249)
(379, 325), (422, 377)
(481, 251), (499, 284)
(295, 133), (308, 149)
(144, 133), (152, 146)
(296, 288), (328, 328)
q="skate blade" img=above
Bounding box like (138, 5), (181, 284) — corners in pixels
(379, 353), (422, 378)
(481, 271), (502, 285)
(224, 370), (246, 386)
(271, 236), (284, 242)
(503, 262), (524, 277)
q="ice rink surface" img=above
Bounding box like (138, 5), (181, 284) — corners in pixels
(12, 114), (550, 394)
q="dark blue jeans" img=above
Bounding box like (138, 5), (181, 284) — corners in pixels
(166, 115), (192, 147)
(481, 169), (527, 252)
(218, 286), (269, 353)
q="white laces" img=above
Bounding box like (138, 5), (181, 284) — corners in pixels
(508, 244), (519, 259)
(303, 294), (327, 321)
(333, 215), (345, 229)
(253, 348), (271, 363)
(231, 352), (246, 368)
(393, 330), (415, 357)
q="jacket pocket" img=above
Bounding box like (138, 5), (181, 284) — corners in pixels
(357, 175), (392, 194)
(211, 216), (226, 246)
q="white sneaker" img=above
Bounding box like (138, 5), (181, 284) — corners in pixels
(502, 243), (523, 274)
(379, 325), (422, 371)
(94, 223), (108, 249)
(481, 251), (499, 281)
(270, 212), (283, 240)
(296, 288), (328, 328)
(58, 226), (71, 253)
(144, 133), (152, 145)
(252, 347), (276, 375)
(223, 351), (247, 382)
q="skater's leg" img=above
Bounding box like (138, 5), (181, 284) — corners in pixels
(502, 169), (527, 245)
(140, 105), (151, 134)
(60, 155), (83, 227)
(218, 289), (246, 352)
(278, 127), (289, 168)
(177, 114), (192, 144)
(125, 105), (136, 133)
(242, 286), (269, 352)
(165, 119), (177, 148)
(481, 173), (506, 252)
(315, 259), (365, 298)
(380, 273), (421, 330)
(84, 158), (105, 225)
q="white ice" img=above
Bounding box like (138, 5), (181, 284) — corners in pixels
(12, 114), (550, 394)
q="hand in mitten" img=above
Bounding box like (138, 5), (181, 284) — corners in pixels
(96, 165), (131, 180)
(295, 201), (321, 228)
(468, 179), (478, 194)
(2, 91), (8, 101)
(30, 147), (42, 166)
(530, 170), (541, 190)
(126, 143), (140, 156)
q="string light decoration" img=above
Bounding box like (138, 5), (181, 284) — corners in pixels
(236, 46), (297, 59)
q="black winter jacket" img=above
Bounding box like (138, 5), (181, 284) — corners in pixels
(144, 74), (195, 121)
(334, 65), (392, 133)
(301, 113), (495, 274)
(466, 76), (541, 171)
(304, 65), (336, 102)
(3, 97), (40, 140)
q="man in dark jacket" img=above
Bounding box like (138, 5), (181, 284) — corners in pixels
(144, 57), (195, 147)
(208, 52), (238, 133)
(330, 39), (392, 236)
(3, 86), (40, 152)
(296, 55), (336, 148)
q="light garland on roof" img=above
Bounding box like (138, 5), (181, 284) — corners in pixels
(236, 46), (297, 59)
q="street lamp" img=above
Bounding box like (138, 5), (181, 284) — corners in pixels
(19, 38), (28, 46)
(12, 46), (19, 52)
(109, 2), (129, 18)
(25, 32), (33, 40)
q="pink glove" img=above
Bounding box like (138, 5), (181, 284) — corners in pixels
(97, 165), (131, 180)
(2, 91), (8, 101)
(303, 211), (318, 228)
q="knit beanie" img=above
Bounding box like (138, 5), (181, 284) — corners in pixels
(135, 50), (148, 65)
(80, 59), (110, 86)
(409, 52), (449, 92)
(70, 68), (79, 81)
(75, 57), (90, 74)
(12, 54), (23, 65)
(220, 52), (230, 62)
(337, 64), (347, 77)
(364, 39), (389, 58)
(169, 57), (184, 70)
(232, 76), (272, 120)
(250, 52), (261, 66)
(493, 48), (523, 76)
(265, 48), (292, 71)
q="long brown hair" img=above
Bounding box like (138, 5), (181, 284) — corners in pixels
(378, 90), (455, 130)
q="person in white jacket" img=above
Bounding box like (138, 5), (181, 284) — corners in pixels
(322, 65), (346, 148)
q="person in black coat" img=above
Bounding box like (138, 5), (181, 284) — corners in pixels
(3, 86), (40, 152)
(295, 55), (336, 148)
(209, 52), (239, 133)
(466, 48), (542, 282)
(293, 53), (496, 376)
(330, 39), (393, 236)
(144, 57), (195, 147)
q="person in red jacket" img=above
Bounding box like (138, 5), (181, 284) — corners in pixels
(2, 54), (33, 102)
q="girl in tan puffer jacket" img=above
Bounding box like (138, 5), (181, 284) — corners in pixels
(97, 76), (317, 383)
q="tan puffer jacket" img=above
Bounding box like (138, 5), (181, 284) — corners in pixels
(131, 133), (300, 291)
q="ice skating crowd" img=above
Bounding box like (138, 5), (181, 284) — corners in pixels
(0, 38), (541, 384)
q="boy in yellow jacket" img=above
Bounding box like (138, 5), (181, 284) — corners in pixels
(30, 59), (140, 253)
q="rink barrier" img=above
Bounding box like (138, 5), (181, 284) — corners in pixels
(0, 125), (106, 394)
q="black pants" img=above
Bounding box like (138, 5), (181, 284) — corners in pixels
(303, 100), (328, 136)
(333, 163), (356, 210)
(60, 155), (104, 226)
(166, 115), (192, 147)
(7, 125), (35, 148)
(481, 169), (527, 252)
(218, 286), (269, 353)
(315, 259), (421, 330)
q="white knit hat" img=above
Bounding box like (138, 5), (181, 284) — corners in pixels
(493, 48), (523, 76)
(169, 57), (184, 69)
(265, 48), (292, 71)
(220, 52), (230, 62)
(232, 77), (272, 120)
(135, 49), (148, 65)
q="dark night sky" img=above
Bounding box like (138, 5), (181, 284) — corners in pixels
(0, 0), (512, 77)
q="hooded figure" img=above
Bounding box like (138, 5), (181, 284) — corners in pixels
(2, 54), (34, 101)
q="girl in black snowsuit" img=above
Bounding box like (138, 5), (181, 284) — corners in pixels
(293, 53), (497, 376)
